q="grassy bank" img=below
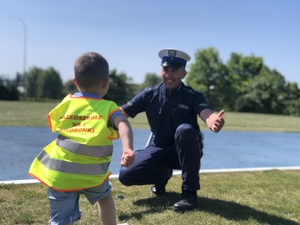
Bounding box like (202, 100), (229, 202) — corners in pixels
(0, 100), (300, 132)
(1, 170), (299, 224)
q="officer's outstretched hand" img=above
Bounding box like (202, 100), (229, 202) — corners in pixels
(121, 149), (135, 167)
(210, 110), (225, 133)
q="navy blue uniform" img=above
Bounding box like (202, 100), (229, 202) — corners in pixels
(119, 82), (211, 192)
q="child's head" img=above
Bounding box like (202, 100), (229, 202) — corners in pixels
(74, 52), (109, 94)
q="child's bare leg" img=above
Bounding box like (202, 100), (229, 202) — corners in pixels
(97, 192), (116, 225)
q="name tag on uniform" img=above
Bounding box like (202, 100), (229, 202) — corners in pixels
(177, 104), (189, 109)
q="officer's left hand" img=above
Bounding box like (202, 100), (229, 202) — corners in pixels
(210, 110), (225, 133)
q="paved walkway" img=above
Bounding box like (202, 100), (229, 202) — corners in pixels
(1, 128), (299, 184)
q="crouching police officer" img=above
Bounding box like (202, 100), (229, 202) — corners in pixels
(119, 48), (225, 211)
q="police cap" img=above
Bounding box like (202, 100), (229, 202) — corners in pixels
(158, 48), (191, 68)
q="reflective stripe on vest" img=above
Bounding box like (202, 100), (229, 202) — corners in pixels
(36, 150), (110, 175)
(56, 134), (113, 157)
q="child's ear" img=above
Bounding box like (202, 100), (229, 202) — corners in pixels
(102, 78), (109, 88)
(73, 78), (78, 87)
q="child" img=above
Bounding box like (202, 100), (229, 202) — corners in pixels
(29, 52), (135, 225)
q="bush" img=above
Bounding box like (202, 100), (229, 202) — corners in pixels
(234, 95), (257, 112)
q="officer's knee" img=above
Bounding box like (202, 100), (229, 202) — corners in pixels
(175, 124), (203, 151)
(118, 167), (134, 186)
(175, 123), (194, 138)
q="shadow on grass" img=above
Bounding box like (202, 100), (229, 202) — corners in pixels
(118, 192), (298, 225)
(198, 196), (298, 225)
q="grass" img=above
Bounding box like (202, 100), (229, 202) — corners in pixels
(1, 100), (300, 132)
(1, 170), (299, 224)
(0, 100), (300, 224)
(0, 101), (58, 127)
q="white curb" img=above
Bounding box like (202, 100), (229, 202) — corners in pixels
(1, 166), (299, 185)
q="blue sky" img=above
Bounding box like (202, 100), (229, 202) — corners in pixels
(1, 0), (299, 86)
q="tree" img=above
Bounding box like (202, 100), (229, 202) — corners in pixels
(3, 47), (299, 115)
(282, 82), (300, 116)
(185, 48), (300, 116)
(26, 67), (63, 100)
(104, 69), (136, 105)
(7, 85), (19, 100)
(186, 47), (230, 110)
(42, 67), (63, 99)
(64, 79), (77, 95)
(0, 76), (19, 100)
(227, 53), (263, 79)
(235, 66), (287, 114)
(226, 53), (263, 110)
(0, 83), (9, 100)
(26, 67), (42, 99)
(138, 73), (161, 91)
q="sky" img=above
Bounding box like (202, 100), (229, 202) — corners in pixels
(0, 0), (299, 86)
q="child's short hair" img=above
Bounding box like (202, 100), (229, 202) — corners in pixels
(74, 52), (109, 89)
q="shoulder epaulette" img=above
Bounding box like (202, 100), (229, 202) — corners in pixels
(144, 83), (161, 93)
(183, 86), (196, 95)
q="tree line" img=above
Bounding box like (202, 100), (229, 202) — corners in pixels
(1, 47), (299, 116)
(185, 48), (300, 116)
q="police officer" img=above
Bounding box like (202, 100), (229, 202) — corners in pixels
(119, 48), (225, 211)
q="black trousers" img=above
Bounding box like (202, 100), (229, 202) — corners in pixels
(119, 123), (203, 192)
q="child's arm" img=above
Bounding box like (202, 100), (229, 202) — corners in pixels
(113, 114), (135, 167)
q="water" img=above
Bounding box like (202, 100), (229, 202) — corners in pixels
(0, 127), (299, 181)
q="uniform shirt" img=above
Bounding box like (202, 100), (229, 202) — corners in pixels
(122, 82), (211, 147)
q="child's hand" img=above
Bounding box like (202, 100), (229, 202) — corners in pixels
(121, 149), (135, 167)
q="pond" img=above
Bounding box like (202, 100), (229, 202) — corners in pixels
(0, 127), (299, 181)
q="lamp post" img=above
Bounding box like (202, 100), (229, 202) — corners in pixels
(11, 16), (27, 99)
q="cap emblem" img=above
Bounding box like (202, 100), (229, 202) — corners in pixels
(168, 49), (177, 58)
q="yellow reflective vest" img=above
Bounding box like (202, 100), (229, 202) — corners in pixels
(29, 94), (121, 191)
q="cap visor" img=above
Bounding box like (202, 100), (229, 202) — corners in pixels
(162, 62), (183, 68)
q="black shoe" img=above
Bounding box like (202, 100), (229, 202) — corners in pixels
(172, 192), (197, 211)
(151, 169), (173, 195)
(151, 185), (166, 195)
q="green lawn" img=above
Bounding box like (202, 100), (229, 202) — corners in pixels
(1, 170), (299, 224)
(1, 100), (300, 132)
